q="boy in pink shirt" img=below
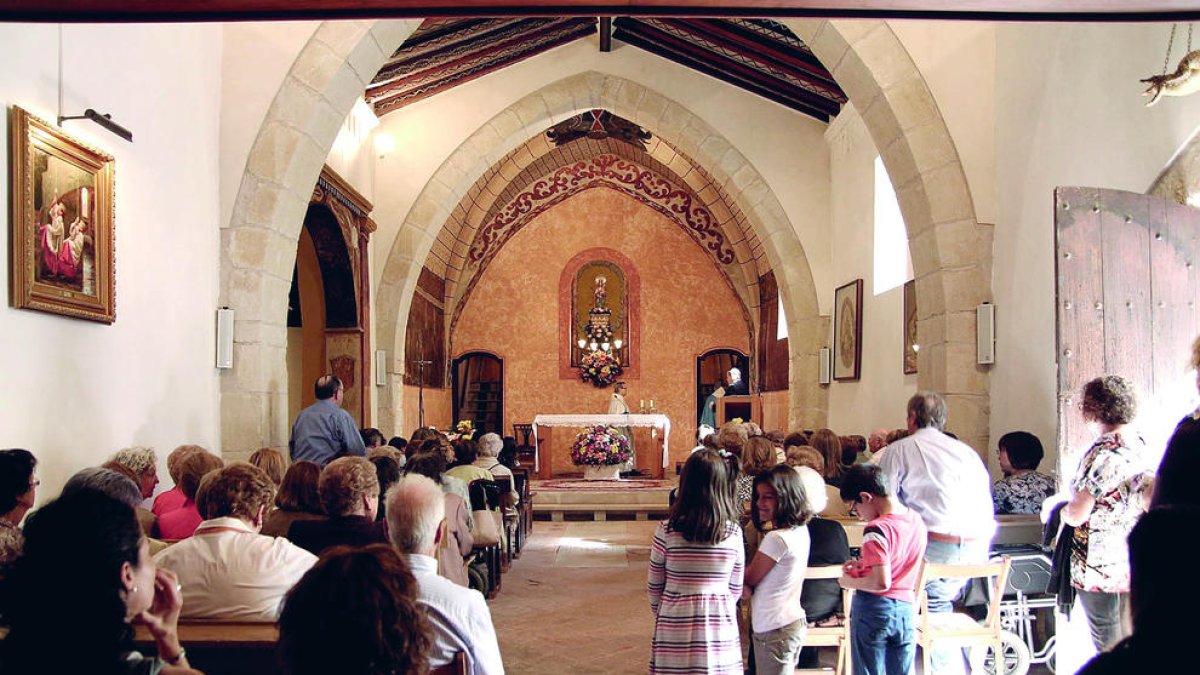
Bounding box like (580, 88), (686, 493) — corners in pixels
(838, 463), (928, 675)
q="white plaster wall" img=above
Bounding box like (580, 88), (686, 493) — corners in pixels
(219, 21), (319, 232)
(994, 22), (1200, 488)
(0, 23), (223, 502)
(825, 104), (918, 434)
(369, 38), (834, 311)
(888, 20), (996, 226)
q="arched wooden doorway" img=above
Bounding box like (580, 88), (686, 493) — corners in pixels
(286, 167), (374, 428)
(696, 348), (750, 426)
(452, 352), (504, 436)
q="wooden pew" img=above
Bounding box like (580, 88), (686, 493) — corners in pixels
(134, 622), (279, 675)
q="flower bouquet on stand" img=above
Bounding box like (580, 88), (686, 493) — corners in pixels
(579, 350), (622, 387)
(571, 425), (632, 480)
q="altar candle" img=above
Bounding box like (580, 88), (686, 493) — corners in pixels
(640, 399), (644, 409)
(649, 399), (654, 409)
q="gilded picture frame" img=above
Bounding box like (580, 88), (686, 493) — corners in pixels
(833, 278), (863, 381)
(903, 279), (918, 374)
(9, 106), (115, 323)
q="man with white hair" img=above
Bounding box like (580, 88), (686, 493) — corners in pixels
(866, 427), (890, 462)
(386, 474), (505, 675)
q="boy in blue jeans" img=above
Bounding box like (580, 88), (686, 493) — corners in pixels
(838, 464), (928, 675)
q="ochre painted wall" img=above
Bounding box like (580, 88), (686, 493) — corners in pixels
(453, 188), (749, 474)
(401, 384), (452, 436)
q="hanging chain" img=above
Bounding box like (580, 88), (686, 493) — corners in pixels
(1164, 23), (1178, 76)
(1188, 23), (1193, 53)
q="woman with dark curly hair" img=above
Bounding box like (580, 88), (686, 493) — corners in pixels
(278, 543), (432, 675)
(1061, 374), (1153, 652)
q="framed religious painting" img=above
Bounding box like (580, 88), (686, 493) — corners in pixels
(903, 279), (918, 374)
(832, 278), (863, 381)
(9, 106), (115, 323)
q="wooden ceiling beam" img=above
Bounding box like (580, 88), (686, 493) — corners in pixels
(653, 18), (844, 98)
(615, 19), (842, 118)
(4, 0), (1200, 23)
(614, 23), (838, 120)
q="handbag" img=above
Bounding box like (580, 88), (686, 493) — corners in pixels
(468, 479), (502, 547)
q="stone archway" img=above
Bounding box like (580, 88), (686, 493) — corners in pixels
(374, 71), (825, 437)
(223, 18), (989, 455)
(788, 19), (990, 451)
(218, 20), (421, 458)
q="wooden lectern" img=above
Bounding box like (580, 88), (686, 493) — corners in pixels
(716, 395), (760, 427)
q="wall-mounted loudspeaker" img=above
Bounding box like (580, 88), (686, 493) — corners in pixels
(818, 347), (831, 384)
(977, 303), (996, 365)
(216, 307), (234, 369)
(376, 350), (388, 387)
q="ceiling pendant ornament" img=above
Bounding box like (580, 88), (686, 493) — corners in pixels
(546, 110), (652, 150)
(1143, 23), (1200, 106)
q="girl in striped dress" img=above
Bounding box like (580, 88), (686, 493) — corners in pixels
(648, 449), (744, 674)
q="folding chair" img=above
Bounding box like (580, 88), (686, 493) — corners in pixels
(914, 558), (1013, 675)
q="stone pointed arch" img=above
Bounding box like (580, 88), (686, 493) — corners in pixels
(218, 19), (421, 458)
(375, 71), (825, 436)
(788, 19), (991, 451)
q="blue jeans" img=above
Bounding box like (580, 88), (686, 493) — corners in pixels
(851, 593), (915, 675)
(923, 538), (991, 674)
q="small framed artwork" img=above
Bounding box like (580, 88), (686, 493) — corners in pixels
(903, 279), (918, 374)
(833, 278), (863, 381)
(9, 106), (115, 323)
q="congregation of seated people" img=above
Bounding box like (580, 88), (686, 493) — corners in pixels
(0, 418), (516, 675)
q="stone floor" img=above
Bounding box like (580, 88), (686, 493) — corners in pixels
(489, 521), (1055, 674)
(490, 520), (658, 674)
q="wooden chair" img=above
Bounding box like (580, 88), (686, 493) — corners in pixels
(430, 651), (469, 675)
(493, 475), (516, 568)
(800, 565), (853, 675)
(914, 558), (1013, 675)
(513, 423), (533, 446)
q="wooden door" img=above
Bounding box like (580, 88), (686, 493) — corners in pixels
(1056, 187), (1200, 472)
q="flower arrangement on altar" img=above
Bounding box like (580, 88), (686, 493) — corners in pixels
(571, 425), (631, 466)
(579, 349), (622, 387)
(447, 420), (474, 440)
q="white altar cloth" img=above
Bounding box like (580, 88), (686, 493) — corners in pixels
(531, 413), (672, 472)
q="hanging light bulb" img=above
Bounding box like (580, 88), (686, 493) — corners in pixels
(577, 338), (587, 349)
(613, 338), (623, 349)
(590, 341), (599, 351)
(601, 342), (610, 351)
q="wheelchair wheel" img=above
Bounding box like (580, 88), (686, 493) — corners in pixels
(969, 630), (1032, 675)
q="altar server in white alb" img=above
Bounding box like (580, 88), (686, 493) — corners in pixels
(608, 381), (636, 471)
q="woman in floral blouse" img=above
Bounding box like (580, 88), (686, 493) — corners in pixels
(1061, 375), (1153, 652)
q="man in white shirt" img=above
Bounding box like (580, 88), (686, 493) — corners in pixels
(386, 473), (505, 675)
(154, 463), (317, 621)
(877, 392), (996, 674)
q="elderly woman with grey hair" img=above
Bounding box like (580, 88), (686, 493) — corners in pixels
(62, 467), (174, 555)
(475, 433), (519, 511)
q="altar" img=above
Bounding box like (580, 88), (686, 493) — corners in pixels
(531, 413), (672, 479)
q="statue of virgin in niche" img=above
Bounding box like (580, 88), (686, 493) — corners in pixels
(593, 275), (608, 310)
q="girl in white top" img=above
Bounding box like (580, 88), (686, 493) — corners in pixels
(744, 464), (814, 675)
